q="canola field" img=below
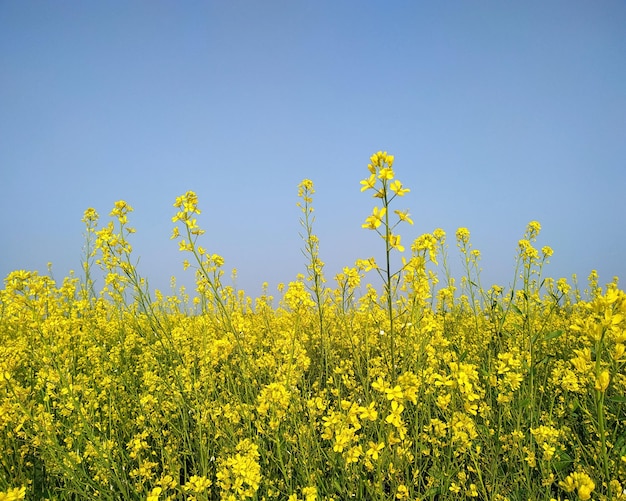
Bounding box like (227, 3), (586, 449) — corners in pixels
(1, 152), (625, 500)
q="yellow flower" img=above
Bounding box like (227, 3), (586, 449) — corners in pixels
(372, 377), (390, 394)
(396, 484), (409, 499)
(355, 257), (378, 272)
(362, 206), (387, 230)
(298, 179), (315, 199)
(0, 487), (26, 501)
(216, 441), (261, 499)
(147, 487), (162, 501)
(302, 486), (318, 501)
(527, 220), (541, 238)
(178, 240), (193, 252)
(370, 150), (394, 168)
(344, 444), (362, 464)
(385, 385), (403, 402)
(378, 166), (395, 180)
(388, 234), (404, 252)
(518, 239), (539, 260)
(385, 400), (405, 428)
(559, 471), (595, 501)
(183, 475), (212, 494)
(333, 427), (355, 453)
(390, 179), (410, 196)
(594, 370), (610, 392)
(366, 441), (385, 460)
(358, 402), (378, 421)
(110, 200), (133, 222)
(81, 207), (99, 224)
(360, 174), (377, 192)
(394, 209), (414, 225)
(456, 227), (470, 244)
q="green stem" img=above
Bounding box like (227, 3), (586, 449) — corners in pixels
(382, 184), (395, 378)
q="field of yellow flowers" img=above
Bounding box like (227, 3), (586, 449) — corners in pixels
(1, 152), (625, 501)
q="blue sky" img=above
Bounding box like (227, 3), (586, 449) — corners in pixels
(2, 1), (625, 299)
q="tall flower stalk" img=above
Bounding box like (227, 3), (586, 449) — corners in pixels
(360, 151), (413, 376)
(297, 179), (328, 382)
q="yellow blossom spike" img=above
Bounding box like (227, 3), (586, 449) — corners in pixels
(378, 166), (394, 180)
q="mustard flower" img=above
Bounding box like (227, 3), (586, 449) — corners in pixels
(297, 178), (315, 201)
(394, 209), (414, 224)
(372, 377), (391, 394)
(0, 487), (26, 501)
(388, 234), (404, 252)
(385, 385), (404, 402)
(362, 206), (387, 230)
(527, 220), (542, 238)
(370, 150), (394, 168)
(366, 441), (385, 460)
(110, 200), (133, 222)
(518, 239), (539, 261)
(557, 277), (571, 295)
(299, 486), (317, 501)
(594, 370), (610, 392)
(456, 227), (470, 245)
(356, 257), (378, 272)
(81, 207), (99, 224)
(333, 426), (356, 453)
(390, 179), (410, 196)
(559, 471), (595, 500)
(183, 475), (212, 494)
(378, 166), (395, 180)
(146, 487), (162, 501)
(398, 372), (419, 404)
(385, 400), (405, 428)
(345, 444), (363, 464)
(341, 266), (361, 288)
(178, 240), (193, 252)
(396, 484), (409, 499)
(613, 343), (625, 361)
(216, 440), (261, 499)
(360, 174), (377, 192)
(358, 402), (378, 421)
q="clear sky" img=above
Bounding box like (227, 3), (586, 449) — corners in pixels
(2, 1), (625, 299)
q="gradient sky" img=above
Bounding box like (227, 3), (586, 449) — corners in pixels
(2, 1), (625, 300)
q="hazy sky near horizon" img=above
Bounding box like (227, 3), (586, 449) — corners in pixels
(1, 1), (625, 299)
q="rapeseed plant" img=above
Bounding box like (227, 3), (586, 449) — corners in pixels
(360, 151), (413, 377)
(1, 151), (625, 499)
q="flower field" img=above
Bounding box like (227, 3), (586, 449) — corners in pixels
(1, 153), (625, 500)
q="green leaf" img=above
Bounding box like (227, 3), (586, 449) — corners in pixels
(424, 487), (441, 498)
(544, 330), (564, 341)
(553, 451), (573, 472)
(608, 395), (626, 403)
